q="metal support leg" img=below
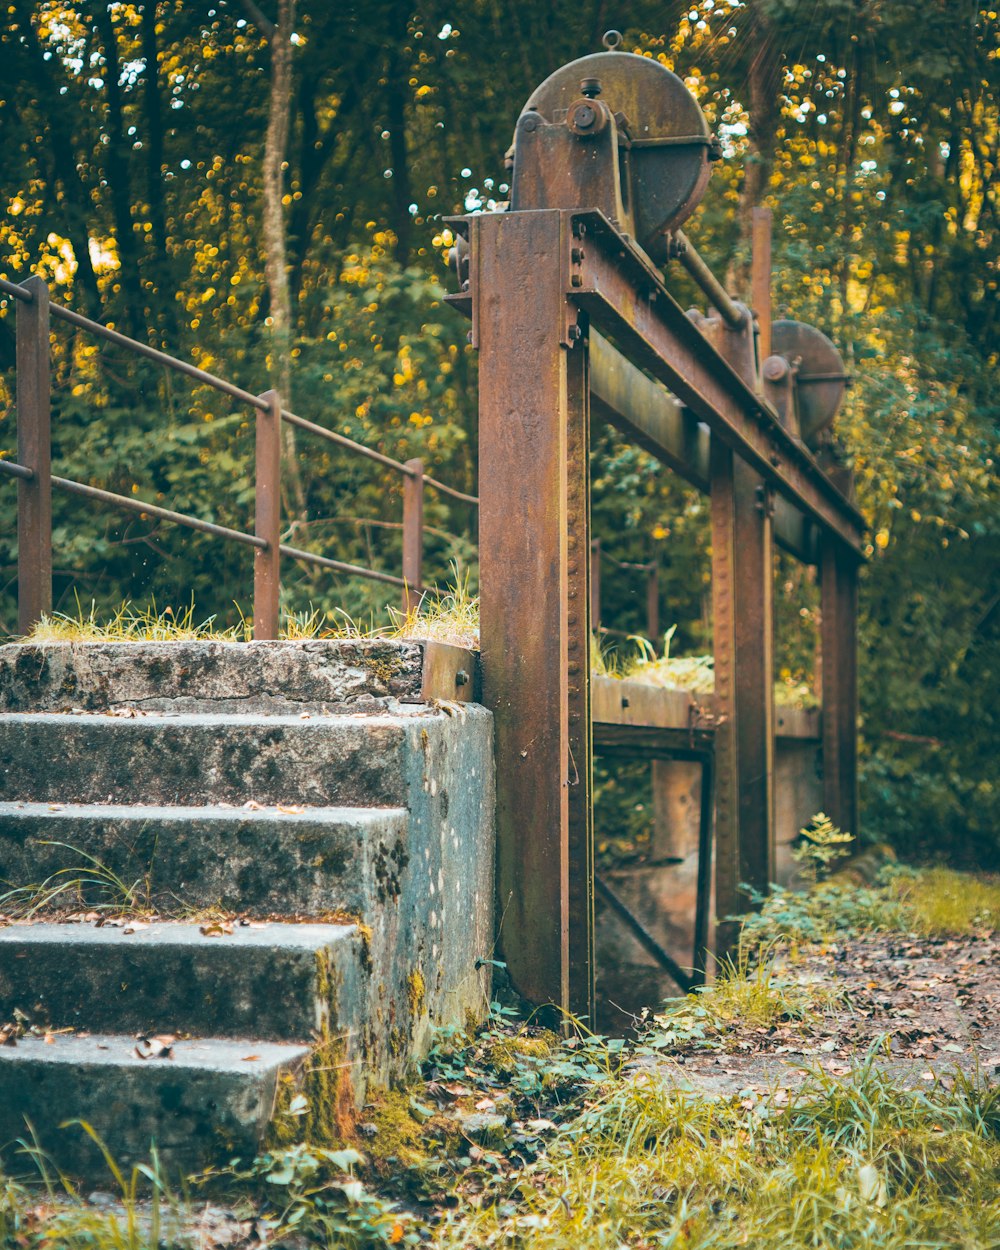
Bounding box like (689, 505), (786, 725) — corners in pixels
(821, 539), (859, 836)
(475, 209), (594, 1021)
(711, 439), (775, 955)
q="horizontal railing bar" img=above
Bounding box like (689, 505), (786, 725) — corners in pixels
(279, 543), (406, 587)
(281, 408), (478, 503)
(280, 409), (411, 474)
(48, 304), (269, 411)
(50, 475), (266, 548)
(0, 459), (34, 481)
(0, 277), (33, 303)
(424, 474), (479, 505)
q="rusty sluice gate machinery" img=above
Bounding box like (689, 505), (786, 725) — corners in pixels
(446, 37), (863, 1023)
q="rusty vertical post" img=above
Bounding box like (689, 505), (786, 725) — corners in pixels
(402, 458), (424, 614)
(711, 308), (776, 954)
(820, 538), (859, 837)
(710, 437), (741, 953)
(590, 539), (601, 636)
(254, 390), (281, 640)
(646, 562), (660, 644)
(475, 209), (594, 1021)
(16, 275), (52, 635)
(751, 206), (772, 367)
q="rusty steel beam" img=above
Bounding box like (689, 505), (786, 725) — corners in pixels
(711, 312), (777, 951)
(474, 209), (594, 1022)
(709, 438), (741, 955)
(570, 212), (864, 556)
(821, 537), (860, 838)
(590, 330), (817, 562)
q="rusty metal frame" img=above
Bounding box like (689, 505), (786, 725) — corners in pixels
(463, 203), (862, 1023)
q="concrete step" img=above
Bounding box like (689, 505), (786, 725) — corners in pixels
(0, 639), (426, 713)
(0, 712), (423, 806)
(0, 1033), (310, 1180)
(0, 801), (409, 914)
(0, 922), (362, 1042)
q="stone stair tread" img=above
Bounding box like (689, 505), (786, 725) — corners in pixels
(0, 710), (429, 726)
(0, 1031), (311, 1071)
(0, 802), (409, 915)
(0, 919), (358, 947)
(0, 920), (362, 1042)
(0, 1032), (311, 1178)
(0, 799), (408, 820)
(0, 711), (426, 806)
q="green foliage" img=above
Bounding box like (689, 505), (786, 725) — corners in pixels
(792, 812), (855, 886)
(0, 0), (996, 863)
(220, 1143), (415, 1247)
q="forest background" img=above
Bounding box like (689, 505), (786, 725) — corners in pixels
(0, 1), (996, 866)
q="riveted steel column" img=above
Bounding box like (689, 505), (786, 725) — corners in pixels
(710, 436), (740, 954)
(475, 209), (593, 1020)
(16, 275), (52, 635)
(821, 538), (859, 837)
(711, 309), (776, 955)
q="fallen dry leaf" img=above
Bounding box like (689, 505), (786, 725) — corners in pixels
(277, 804), (306, 815)
(200, 920), (234, 937)
(134, 1033), (175, 1060)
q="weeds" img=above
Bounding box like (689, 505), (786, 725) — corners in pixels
(25, 597), (246, 644)
(392, 566), (479, 649)
(0, 843), (153, 919)
(894, 867), (1000, 935)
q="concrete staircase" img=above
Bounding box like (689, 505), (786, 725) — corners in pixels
(0, 639), (494, 1180)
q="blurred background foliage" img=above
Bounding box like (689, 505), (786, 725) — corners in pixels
(0, 0), (996, 863)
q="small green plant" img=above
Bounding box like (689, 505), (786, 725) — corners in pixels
(793, 812), (855, 886)
(219, 1143), (416, 1247)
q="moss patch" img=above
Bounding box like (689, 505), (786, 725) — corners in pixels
(407, 968), (426, 1018)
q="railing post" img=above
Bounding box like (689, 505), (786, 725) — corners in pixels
(590, 539), (601, 634)
(16, 275), (52, 635)
(253, 390), (281, 640)
(402, 457), (424, 614)
(646, 561), (659, 643)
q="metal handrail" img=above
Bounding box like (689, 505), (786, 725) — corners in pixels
(281, 407), (414, 475)
(4, 279), (478, 501)
(0, 459), (34, 481)
(0, 277), (33, 304)
(50, 476), (266, 549)
(1, 273), (479, 635)
(49, 303), (270, 411)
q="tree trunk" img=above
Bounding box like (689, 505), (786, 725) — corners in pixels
(246, 0), (307, 521)
(141, 0), (175, 342)
(95, 4), (144, 338)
